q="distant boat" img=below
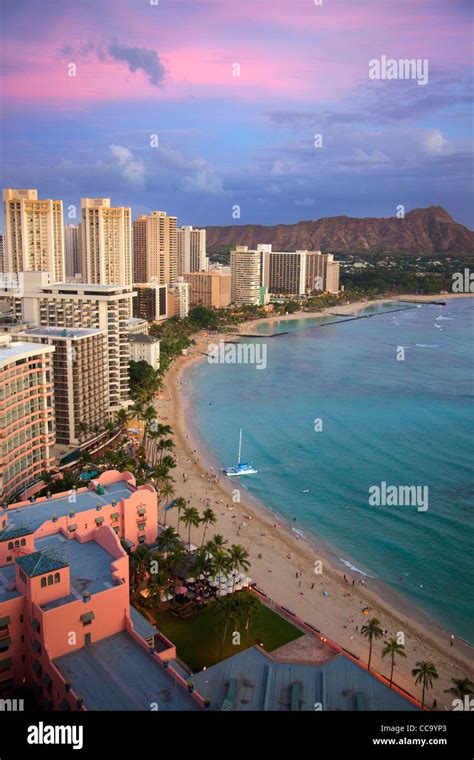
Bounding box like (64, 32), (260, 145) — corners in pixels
(223, 429), (258, 477)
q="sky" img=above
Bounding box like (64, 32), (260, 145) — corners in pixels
(1, 0), (473, 229)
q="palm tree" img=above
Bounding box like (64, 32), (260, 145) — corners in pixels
(361, 617), (384, 671)
(192, 548), (213, 584)
(382, 637), (407, 688)
(156, 526), (180, 555)
(212, 595), (243, 657)
(211, 547), (231, 590)
(206, 534), (227, 556)
(444, 677), (474, 699)
(165, 545), (188, 581)
(140, 405), (158, 448)
(148, 568), (172, 627)
(160, 482), (175, 526)
(129, 545), (151, 600)
(412, 661), (439, 709)
(238, 590), (261, 641)
(174, 496), (187, 536)
(200, 508), (217, 547)
(228, 544), (251, 592)
(181, 506), (201, 550)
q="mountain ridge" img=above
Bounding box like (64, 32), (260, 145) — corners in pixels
(205, 206), (473, 255)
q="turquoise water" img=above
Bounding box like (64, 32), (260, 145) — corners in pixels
(189, 300), (474, 642)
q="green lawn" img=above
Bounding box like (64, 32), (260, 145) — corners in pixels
(156, 598), (304, 672)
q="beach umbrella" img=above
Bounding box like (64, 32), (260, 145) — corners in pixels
(175, 586), (187, 595)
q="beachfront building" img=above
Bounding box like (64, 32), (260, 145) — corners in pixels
(132, 282), (168, 323)
(167, 278), (190, 318)
(64, 224), (80, 279)
(129, 334), (160, 371)
(0, 470), (204, 711)
(177, 226), (208, 276)
(0, 334), (55, 502)
(305, 250), (340, 294)
(3, 189), (65, 283)
(183, 269), (231, 309)
(0, 272), (135, 412)
(17, 327), (109, 445)
(81, 198), (132, 287)
(230, 247), (262, 306)
(193, 643), (419, 711)
(263, 248), (308, 297)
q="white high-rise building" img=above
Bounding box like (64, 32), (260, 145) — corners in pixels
(3, 188), (65, 282)
(177, 226), (208, 275)
(0, 272), (135, 412)
(230, 247), (262, 306)
(64, 224), (80, 278)
(81, 198), (132, 286)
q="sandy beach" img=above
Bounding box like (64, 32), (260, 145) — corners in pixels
(155, 296), (474, 709)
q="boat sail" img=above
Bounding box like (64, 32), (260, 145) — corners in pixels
(223, 429), (258, 477)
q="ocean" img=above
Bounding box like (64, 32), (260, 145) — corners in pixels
(188, 299), (474, 642)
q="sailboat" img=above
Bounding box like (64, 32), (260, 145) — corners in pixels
(223, 429), (258, 477)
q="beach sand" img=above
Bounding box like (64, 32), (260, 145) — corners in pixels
(155, 296), (474, 709)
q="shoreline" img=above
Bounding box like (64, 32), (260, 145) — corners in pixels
(156, 294), (474, 709)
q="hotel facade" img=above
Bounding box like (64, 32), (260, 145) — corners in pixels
(18, 327), (109, 446)
(183, 269), (231, 309)
(0, 470), (204, 711)
(0, 272), (134, 412)
(81, 198), (132, 288)
(0, 334), (55, 502)
(3, 189), (65, 283)
(177, 226), (208, 276)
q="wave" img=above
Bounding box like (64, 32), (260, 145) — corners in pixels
(416, 344), (440, 348)
(292, 527), (306, 539)
(338, 558), (371, 577)
(436, 316), (453, 321)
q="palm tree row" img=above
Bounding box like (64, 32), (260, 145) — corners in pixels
(361, 617), (473, 709)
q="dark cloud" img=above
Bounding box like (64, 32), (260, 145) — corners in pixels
(107, 41), (165, 86)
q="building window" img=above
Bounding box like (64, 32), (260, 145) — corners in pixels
(47, 575), (53, 586)
(54, 573), (60, 584)
(41, 577), (46, 588)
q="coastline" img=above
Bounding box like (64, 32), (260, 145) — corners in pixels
(156, 295), (474, 709)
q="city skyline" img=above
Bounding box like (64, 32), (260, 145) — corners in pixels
(1, 0), (473, 229)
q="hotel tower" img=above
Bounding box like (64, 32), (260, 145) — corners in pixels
(3, 189), (65, 283)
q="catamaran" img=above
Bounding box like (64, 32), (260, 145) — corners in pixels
(223, 429), (258, 477)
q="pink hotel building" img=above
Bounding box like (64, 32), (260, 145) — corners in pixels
(0, 470), (203, 711)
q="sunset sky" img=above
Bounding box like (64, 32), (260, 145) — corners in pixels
(1, 0), (472, 227)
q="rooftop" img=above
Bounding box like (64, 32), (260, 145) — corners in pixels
(54, 631), (201, 711)
(0, 339), (54, 366)
(130, 606), (158, 640)
(21, 327), (105, 340)
(129, 334), (159, 344)
(17, 549), (68, 578)
(37, 534), (117, 611)
(192, 647), (418, 711)
(5, 480), (133, 535)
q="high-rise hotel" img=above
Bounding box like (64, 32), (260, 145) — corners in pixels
(177, 225), (208, 275)
(0, 334), (55, 502)
(132, 211), (177, 286)
(3, 189), (65, 282)
(81, 198), (132, 287)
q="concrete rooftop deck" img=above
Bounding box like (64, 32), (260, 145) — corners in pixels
(37, 534), (117, 611)
(6, 481), (133, 534)
(54, 631), (201, 711)
(193, 647), (418, 711)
